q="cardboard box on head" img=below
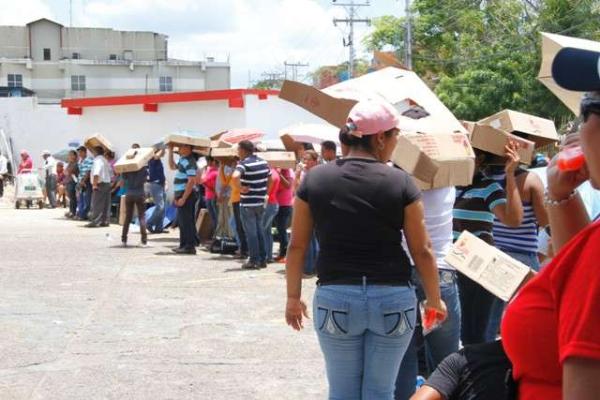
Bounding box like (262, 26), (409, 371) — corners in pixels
(478, 110), (559, 148)
(165, 133), (211, 155)
(445, 231), (534, 301)
(210, 145), (239, 160)
(392, 133), (475, 190)
(256, 151), (297, 169)
(84, 133), (114, 154)
(114, 147), (154, 174)
(470, 124), (535, 165)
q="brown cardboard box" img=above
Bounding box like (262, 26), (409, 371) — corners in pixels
(392, 133), (475, 190)
(478, 110), (559, 147)
(461, 121), (476, 139)
(114, 147), (154, 174)
(211, 146), (238, 159)
(84, 133), (114, 153)
(165, 133), (211, 150)
(445, 231), (533, 301)
(470, 124), (535, 165)
(196, 208), (213, 241)
(256, 151), (297, 169)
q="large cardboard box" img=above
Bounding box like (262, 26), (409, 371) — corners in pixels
(280, 67), (468, 136)
(478, 110), (559, 148)
(211, 145), (239, 159)
(392, 133), (475, 190)
(165, 133), (211, 151)
(114, 147), (154, 174)
(470, 124), (535, 165)
(196, 208), (213, 241)
(256, 151), (297, 169)
(84, 133), (114, 153)
(445, 231), (534, 301)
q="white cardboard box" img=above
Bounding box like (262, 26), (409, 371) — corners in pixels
(445, 231), (533, 301)
(114, 148), (154, 173)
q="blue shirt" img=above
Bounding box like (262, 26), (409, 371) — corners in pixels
(173, 155), (196, 197)
(148, 158), (165, 186)
(78, 157), (93, 181)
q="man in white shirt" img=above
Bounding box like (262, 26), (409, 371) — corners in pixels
(42, 150), (58, 208)
(0, 153), (7, 198)
(86, 146), (112, 227)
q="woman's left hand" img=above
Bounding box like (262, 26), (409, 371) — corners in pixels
(286, 298), (309, 331)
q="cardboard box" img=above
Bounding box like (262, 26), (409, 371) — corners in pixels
(256, 151), (297, 169)
(211, 146), (239, 159)
(196, 208), (213, 241)
(445, 231), (533, 301)
(461, 121), (476, 139)
(280, 67), (468, 136)
(165, 133), (211, 149)
(84, 133), (114, 153)
(392, 133), (475, 190)
(478, 110), (559, 148)
(470, 124), (535, 165)
(114, 147), (154, 174)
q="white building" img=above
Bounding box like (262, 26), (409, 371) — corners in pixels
(0, 18), (230, 103)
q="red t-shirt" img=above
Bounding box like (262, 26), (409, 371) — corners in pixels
(202, 166), (218, 200)
(501, 221), (600, 400)
(267, 167), (280, 205)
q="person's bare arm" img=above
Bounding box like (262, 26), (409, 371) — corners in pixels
(563, 357), (600, 400)
(280, 171), (291, 189)
(404, 200), (445, 314)
(232, 170), (245, 193)
(410, 386), (443, 400)
(167, 146), (177, 171)
(285, 197), (312, 331)
(528, 172), (549, 228)
(492, 144), (523, 227)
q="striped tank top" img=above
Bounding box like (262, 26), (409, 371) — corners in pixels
(488, 168), (539, 254)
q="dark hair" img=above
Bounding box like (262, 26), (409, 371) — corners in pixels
(77, 146), (87, 152)
(338, 126), (396, 151)
(68, 150), (77, 158)
(94, 146), (105, 156)
(321, 140), (337, 152)
(238, 140), (255, 154)
(303, 142), (315, 151)
(131, 143), (141, 149)
(206, 156), (215, 163)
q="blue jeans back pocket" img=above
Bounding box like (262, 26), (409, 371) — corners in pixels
(381, 302), (415, 337)
(315, 296), (349, 336)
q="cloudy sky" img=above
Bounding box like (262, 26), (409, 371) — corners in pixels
(0, 0), (404, 87)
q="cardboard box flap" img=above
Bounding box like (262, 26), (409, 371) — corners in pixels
(256, 151), (297, 169)
(84, 133), (114, 153)
(114, 147), (154, 173)
(280, 68), (467, 136)
(471, 124), (535, 165)
(478, 109), (559, 146)
(392, 132), (475, 190)
(445, 231), (532, 301)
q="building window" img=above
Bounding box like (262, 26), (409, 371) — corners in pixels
(7, 74), (23, 88)
(109, 54), (117, 61)
(71, 75), (86, 91)
(159, 76), (173, 92)
(72, 52), (80, 59)
(43, 48), (51, 61)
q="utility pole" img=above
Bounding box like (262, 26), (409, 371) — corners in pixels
(404, 0), (412, 70)
(260, 71), (285, 88)
(333, 0), (370, 79)
(284, 61), (309, 81)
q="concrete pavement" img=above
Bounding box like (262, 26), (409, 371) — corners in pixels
(0, 199), (325, 399)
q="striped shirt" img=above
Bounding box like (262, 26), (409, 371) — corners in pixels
(236, 154), (271, 207)
(488, 169), (539, 254)
(453, 172), (507, 245)
(78, 157), (93, 182)
(174, 156), (197, 198)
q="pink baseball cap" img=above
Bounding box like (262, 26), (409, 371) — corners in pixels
(346, 100), (400, 137)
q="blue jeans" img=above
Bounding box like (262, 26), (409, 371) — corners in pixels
(314, 283), (417, 400)
(262, 203), (279, 261)
(485, 250), (540, 342)
(394, 270), (461, 400)
(206, 198), (218, 234)
(147, 182), (166, 232)
(304, 233), (319, 274)
(275, 205), (293, 257)
(77, 185), (92, 219)
(240, 206), (266, 264)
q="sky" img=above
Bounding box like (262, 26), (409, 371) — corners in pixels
(0, 0), (404, 88)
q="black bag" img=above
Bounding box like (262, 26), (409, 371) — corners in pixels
(210, 238), (222, 254)
(220, 238), (238, 255)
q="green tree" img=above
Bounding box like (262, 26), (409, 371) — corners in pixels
(364, 0), (600, 126)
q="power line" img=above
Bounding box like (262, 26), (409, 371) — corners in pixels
(284, 61), (309, 81)
(332, 0), (371, 78)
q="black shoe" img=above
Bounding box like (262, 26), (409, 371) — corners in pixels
(173, 247), (196, 255)
(257, 262), (268, 269)
(100, 223), (109, 227)
(84, 222), (99, 228)
(242, 261), (259, 270)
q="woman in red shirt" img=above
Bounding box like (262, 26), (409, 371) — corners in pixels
(501, 52), (600, 400)
(18, 150), (33, 173)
